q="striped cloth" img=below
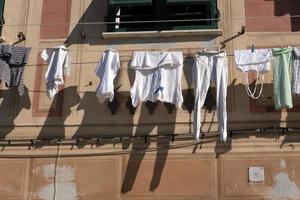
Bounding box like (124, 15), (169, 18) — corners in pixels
(0, 45), (31, 96)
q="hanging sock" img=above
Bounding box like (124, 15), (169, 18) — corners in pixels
(234, 49), (273, 99)
(41, 45), (71, 99)
(272, 47), (293, 110)
(130, 51), (184, 108)
(95, 49), (120, 103)
(292, 47), (300, 95)
(0, 44), (31, 96)
(193, 51), (228, 142)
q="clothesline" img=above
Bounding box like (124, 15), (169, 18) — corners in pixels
(22, 46), (300, 67)
(26, 57), (237, 68)
(15, 44), (300, 55)
(2, 15), (300, 27)
(14, 46), (237, 59)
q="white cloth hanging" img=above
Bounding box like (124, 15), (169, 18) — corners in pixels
(234, 49), (273, 99)
(130, 51), (183, 108)
(95, 49), (120, 103)
(193, 51), (228, 141)
(41, 45), (71, 99)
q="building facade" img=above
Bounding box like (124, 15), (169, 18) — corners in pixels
(0, 0), (300, 199)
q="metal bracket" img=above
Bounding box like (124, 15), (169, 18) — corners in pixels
(12, 32), (26, 45)
(220, 26), (245, 49)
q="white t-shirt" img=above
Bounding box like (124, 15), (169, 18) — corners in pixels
(130, 51), (183, 108)
(41, 45), (71, 99)
(95, 49), (120, 103)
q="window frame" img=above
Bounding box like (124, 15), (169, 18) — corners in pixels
(107, 0), (219, 32)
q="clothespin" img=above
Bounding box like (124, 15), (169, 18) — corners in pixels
(251, 44), (255, 53)
(217, 46), (225, 53)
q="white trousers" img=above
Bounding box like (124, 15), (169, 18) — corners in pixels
(193, 52), (228, 141)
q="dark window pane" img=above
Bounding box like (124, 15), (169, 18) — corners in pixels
(0, 0), (5, 35)
(107, 0), (218, 32)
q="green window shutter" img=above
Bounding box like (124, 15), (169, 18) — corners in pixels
(0, 0), (4, 22)
(109, 0), (152, 6)
(0, 0), (5, 35)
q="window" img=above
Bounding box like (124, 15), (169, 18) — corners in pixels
(107, 0), (219, 32)
(0, 0), (5, 35)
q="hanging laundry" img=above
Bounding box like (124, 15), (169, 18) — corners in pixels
(41, 45), (71, 99)
(272, 48), (293, 110)
(95, 49), (120, 103)
(272, 47), (293, 110)
(293, 47), (300, 94)
(130, 51), (183, 108)
(193, 51), (228, 141)
(0, 44), (31, 96)
(234, 49), (273, 99)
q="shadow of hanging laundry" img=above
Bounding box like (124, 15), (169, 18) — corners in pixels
(37, 86), (80, 140)
(0, 86), (31, 139)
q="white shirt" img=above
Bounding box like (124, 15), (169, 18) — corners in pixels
(41, 45), (71, 99)
(130, 51), (183, 108)
(95, 49), (120, 103)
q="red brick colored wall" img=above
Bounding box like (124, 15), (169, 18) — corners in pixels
(245, 0), (300, 32)
(40, 0), (71, 39)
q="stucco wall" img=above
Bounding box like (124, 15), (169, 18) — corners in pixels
(0, 0), (300, 199)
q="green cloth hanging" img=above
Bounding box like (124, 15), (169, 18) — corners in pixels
(272, 47), (293, 110)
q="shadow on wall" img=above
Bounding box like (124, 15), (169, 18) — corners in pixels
(71, 69), (133, 147)
(66, 0), (108, 45)
(71, 91), (135, 147)
(274, 0), (300, 31)
(213, 81), (283, 157)
(37, 86), (80, 140)
(0, 87), (31, 139)
(121, 102), (176, 193)
(214, 79), (300, 157)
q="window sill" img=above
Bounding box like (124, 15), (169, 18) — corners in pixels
(102, 29), (223, 39)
